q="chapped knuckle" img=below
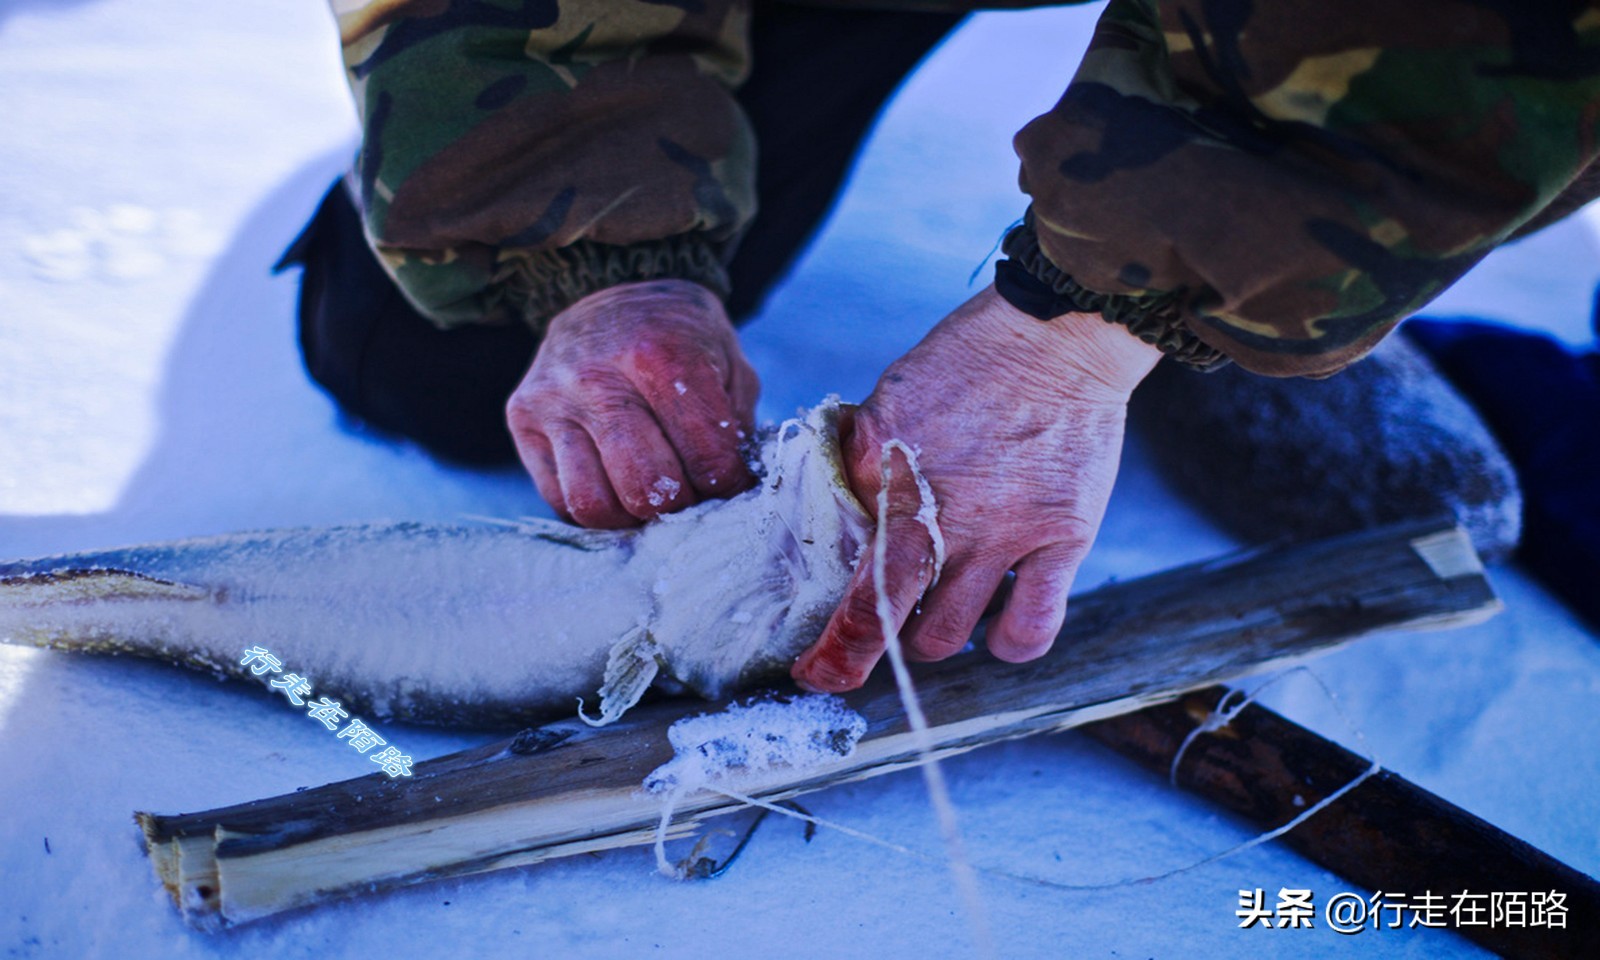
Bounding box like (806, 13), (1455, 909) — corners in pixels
(504, 392), (546, 433)
(592, 425), (637, 456)
(622, 336), (693, 377)
(587, 400), (651, 447)
(1044, 548), (1089, 586)
(556, 366), (630, 406)
(570, 368), (635, 405)
(1049, 515), (1099, 550)
(1012, 597), (1065, 632)
(962, 542), (1015, 575)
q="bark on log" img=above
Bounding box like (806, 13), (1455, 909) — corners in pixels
(138, 518), (1500, 930)
(1083, 688), (1600, 960)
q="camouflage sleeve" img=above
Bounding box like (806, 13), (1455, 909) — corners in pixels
(1010, 0), (1600, 377)
(332, 0), (756, 332)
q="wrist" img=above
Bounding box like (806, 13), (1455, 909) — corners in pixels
(549, 278), (729, 336)
(509, 235), (732, 337)
(969, 284), (1161, 399)
(563, 277), (724, 314)
(995, 211), (1229, 372)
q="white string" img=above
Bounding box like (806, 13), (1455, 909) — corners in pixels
(763, 417), (806, 490)
(1287, 665), (1378, 760)
(872, 440), (993, 959)
(694, 666), (1383, 895)
(1169, 687), (1250, 786)
(888, 440), (946, 587)
(653, 795), (680, 876)
(710, 766), (1378, 894)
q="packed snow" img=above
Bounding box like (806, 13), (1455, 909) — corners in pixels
(2, 2), (1597, 958)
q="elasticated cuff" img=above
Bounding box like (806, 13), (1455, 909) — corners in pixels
(500, 234), (732, 336)
(998, 211), (1230, 371)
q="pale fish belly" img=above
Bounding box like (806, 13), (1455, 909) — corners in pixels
(0, 401), (872, 726)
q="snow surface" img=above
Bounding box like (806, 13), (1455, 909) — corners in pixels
(2, 2), (1597, 958)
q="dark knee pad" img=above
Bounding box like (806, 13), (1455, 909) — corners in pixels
(1130, 332), (1523, 560)
(1407, 317), (1600, 631)
(277, 181), (535, 466)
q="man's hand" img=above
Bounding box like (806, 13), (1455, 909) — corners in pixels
(506, 279), (760, 528)
(792, 284), (1162, 691)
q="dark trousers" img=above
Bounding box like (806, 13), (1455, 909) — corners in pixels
(280, 6), (965, 465)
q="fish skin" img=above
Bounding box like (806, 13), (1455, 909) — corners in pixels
(0, 401), (872, 727)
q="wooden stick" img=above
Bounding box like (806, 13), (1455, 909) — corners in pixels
(1083, 688), (1600, 960)
(137, 518), (1500, 929)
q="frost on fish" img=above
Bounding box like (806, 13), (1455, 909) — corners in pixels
(643, 692), (868, 879)
(0, 400), (873, 727)
(644, 693), (868, 797)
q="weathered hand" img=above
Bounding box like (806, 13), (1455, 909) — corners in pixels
(506, 279), (760, 528)
(792, 284), (1162, 691)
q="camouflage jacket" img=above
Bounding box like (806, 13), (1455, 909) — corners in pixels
(331, 0), (1600, 377)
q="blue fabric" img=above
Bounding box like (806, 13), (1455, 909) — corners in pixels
(1405, 314), (1600, 631)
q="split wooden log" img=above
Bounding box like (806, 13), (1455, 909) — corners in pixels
(138, 517), (1500, 930)
(1083, 687), (1600, 960)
